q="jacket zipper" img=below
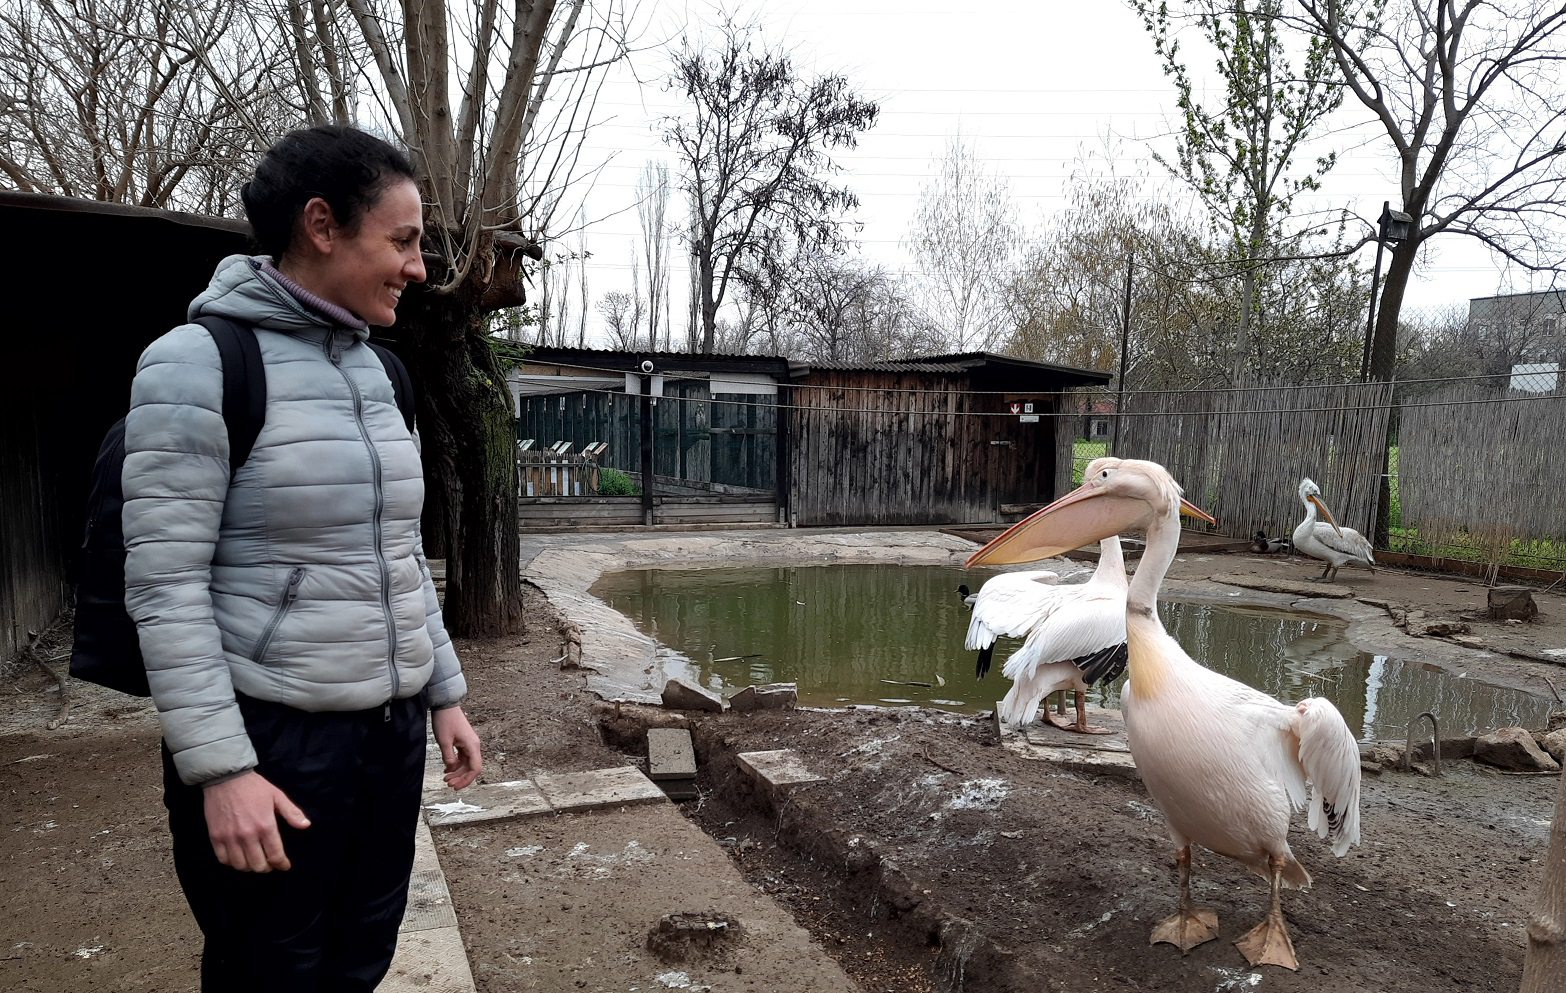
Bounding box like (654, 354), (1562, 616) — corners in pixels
(332, 340), (400, 696)
(252, 566), (305, 662)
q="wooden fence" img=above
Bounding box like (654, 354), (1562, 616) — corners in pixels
(1058, 382), (1395, 543)
(1398, 383), (1566, 565)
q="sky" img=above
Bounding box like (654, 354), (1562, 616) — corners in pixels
(543, 0), (1538, 347)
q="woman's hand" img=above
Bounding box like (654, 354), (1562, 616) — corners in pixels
(202, 771), (311, 872)
(433, 705), (482, 790)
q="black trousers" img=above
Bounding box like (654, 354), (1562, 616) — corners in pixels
(162, 693), (428, 993)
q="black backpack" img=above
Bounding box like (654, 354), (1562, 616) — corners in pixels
(69, 316), (416, 696)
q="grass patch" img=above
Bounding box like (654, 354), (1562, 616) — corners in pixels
(596, 467), (639, 496)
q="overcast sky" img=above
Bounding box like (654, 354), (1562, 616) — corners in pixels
(547, 0), (1540, 347)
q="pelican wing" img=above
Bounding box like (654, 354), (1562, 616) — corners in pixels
(1292, 697), (1363, 855)
(1000, 588), (1126, 681)
(1308, 522), (1376, 564)
(963, 571), (1062, 649)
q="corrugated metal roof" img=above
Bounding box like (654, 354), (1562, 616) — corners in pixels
(789, 350), (1112, 382)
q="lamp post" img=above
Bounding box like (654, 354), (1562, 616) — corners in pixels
(1360, 201), (1415, 380)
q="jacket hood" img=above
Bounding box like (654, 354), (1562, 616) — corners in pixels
(188, 255), (371, 345)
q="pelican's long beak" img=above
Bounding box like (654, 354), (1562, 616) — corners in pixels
(1309, 494), (1344, 536)
(964, 484), (1217, 568)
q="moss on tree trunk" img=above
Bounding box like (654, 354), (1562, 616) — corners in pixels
(395, 286), (524, 638)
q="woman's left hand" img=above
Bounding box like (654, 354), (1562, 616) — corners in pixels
(432, 705), (482, 790)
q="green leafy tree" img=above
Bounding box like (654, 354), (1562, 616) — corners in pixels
(1132, 0), (1342, 382)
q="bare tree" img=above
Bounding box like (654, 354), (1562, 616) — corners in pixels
(635, 159), (672, 349)
(0, 0), (291, 211)
(661, 11), (878, 353)
(597, 288), (638, 348)
(1288, 0), (1566, 385)
(1131, 0), (1342, 382)
(904, 131), (1023, 352)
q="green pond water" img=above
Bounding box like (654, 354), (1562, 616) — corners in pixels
(589, 564), (1553, 740)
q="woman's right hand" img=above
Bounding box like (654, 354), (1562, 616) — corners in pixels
(202, 771), (312, 872)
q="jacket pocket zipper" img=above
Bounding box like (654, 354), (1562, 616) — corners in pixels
(252, 567), (305, 662)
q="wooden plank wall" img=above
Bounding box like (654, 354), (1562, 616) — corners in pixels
(518, 495), (778, 528)
(787, 370), (1058, 526)
(0, 407), (67, 665)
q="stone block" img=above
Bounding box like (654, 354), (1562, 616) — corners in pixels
(728, 682), (799, 713)
(1210, 573), (1353, 599)
(1403, 610), (1471, 638)
(423, 778), (550, 827)
(647, 727), (697, 780)
(534, 766), (668, 812)
(661, 678), (725, 713)
(1488, 587), (1538, 622)
(1474, 727), (1560, 772)
(737, 749), (823, 788)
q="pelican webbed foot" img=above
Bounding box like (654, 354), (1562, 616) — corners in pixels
(1234, 856), (1300, 970)
(1060, 721), (1115, 735)
(1151, 846), (1219, 954)
(1151, 905), (1219, 953)
(1234, 910), (1297, 970)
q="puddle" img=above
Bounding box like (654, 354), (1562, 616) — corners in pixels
(590, 564), (1553, 737)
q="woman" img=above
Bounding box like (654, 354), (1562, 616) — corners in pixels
(121, 124), (481, 991)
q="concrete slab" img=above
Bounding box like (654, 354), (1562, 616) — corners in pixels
(737, 748), (823, 787)
(382, 926), (475, 993)
(647, 727), (697, 780)
(424, 778), (550, 827)
(534, 765), (668, 812)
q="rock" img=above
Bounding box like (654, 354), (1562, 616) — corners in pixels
(728, 682), (799, 713)
(1449, 634), (1487, 649)
(1360, 760), (1384, 776)
(1403, 610), (1471, 638)
(1488, 587), (1538, 622)
(1549, 711), (1566, 733)
(1473, 727), (1560, 772)
(646, 911), (741, 964)
(661, 678), (725, 713)
(1210, 573), (1353, 598)
(1541, 728), (1566, 764)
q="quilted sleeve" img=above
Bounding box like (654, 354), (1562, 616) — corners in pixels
(122, 325), (256, 786)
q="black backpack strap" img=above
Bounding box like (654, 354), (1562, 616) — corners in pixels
(194, 315), (266, 475)
(367, 341), (417, 433)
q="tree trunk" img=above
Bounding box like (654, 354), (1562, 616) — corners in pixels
(1367, 238), (1418, 547)
(1523, 771), (1566, 991)
(396, 287), (525, 638)
(700, 252), (719, 354)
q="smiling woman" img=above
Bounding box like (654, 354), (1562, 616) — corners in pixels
(119, 124), (480, 993)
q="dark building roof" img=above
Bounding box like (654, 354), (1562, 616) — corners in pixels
(789, 351), (1112, 388)
(516, 345), (792, 377)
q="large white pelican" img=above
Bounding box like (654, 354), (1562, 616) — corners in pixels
(967, 459), (1362, 970)
(963, 541), (1128, 733)
(1293, 478), (1375, 582)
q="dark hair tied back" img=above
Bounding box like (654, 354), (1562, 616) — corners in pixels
(241, 124), (417, 261)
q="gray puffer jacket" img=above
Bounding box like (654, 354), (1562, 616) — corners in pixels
(123, 255), (466, 786)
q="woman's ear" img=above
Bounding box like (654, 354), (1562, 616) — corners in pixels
(295, 196), (339, 256)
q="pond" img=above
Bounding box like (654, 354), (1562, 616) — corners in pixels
(589, 564), (1554, 740)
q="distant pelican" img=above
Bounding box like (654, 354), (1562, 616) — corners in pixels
(1293, 478), (1375, 582)
(963, 544), (1127, 733)
(967, 459), (1362, 970)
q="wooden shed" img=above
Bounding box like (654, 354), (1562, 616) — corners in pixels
(786, 353), (1111, 526)
(0, 192), (251, 664)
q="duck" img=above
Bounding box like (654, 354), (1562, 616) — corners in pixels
(966, 458), (1362, 970)
(1293, 478), (1375, 582)
(1249, 530), (1291, 554)
(963, 543), (1128, 733)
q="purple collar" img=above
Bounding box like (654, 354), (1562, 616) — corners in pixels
(256, 259), (369, 331)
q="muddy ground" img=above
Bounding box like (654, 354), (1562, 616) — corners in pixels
(3, 535), (1565, 992)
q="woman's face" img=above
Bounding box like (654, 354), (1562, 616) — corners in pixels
(320, 178), (426, 327)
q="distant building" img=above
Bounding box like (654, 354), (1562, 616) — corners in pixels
(1468, 289), (1566, 383)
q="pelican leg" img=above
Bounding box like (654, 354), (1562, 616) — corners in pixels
(1062, 689), (1113, 735)
(1151, 846), (1219, 953)
(1055, 690), (1068, 717)
(1234, 855), (1299, 970)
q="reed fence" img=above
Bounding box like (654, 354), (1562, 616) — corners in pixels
(1059, 383), (1395, 546)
